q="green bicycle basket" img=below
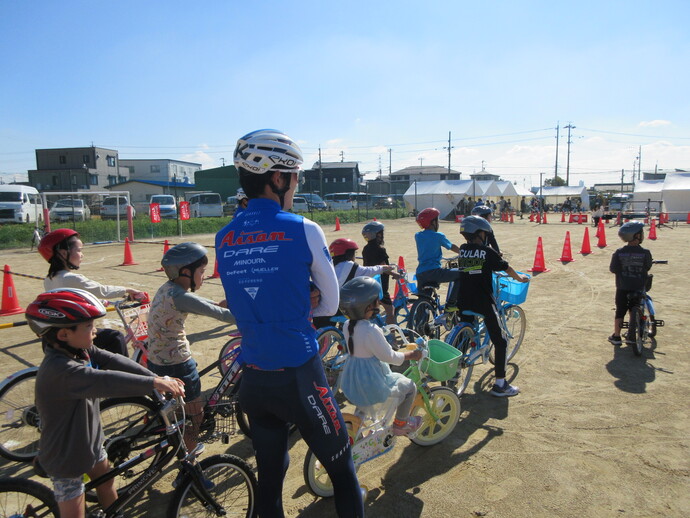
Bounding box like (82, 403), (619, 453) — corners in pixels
(420, 339), (462, 382)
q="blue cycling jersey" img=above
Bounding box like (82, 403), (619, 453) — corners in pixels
(216, 198), (339, 370)
(415, 229), (453, 275)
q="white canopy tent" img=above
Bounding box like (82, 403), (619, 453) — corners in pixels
(402, 180), (474, 219)
(631, 180), (664, 213)
(660, 173), (690, 221)
(538, 185), (590, 210)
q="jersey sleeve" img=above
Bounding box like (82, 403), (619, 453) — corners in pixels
(305, 219), (339, 317)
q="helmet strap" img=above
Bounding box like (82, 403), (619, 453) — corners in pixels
(269, 171), (293, 209)
(177, 271), (197, 292)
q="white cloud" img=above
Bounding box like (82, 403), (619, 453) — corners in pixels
(179, 150), (216, 170)
(639, 120), (671, 127)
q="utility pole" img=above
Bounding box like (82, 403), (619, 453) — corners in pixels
(554, 122), (560, 181)
(637, 145), (642, 180)
(564, 123), (575, 186)
(443, 131), (454, 175)
(388, 148), (392, 195)
(378, 155), (382, 180)
(620, 168), (624, 195)
(339, 150), (344, 162)
(318, 147), (323, 196)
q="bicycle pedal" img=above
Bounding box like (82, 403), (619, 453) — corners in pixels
(654, 319), (665, 327)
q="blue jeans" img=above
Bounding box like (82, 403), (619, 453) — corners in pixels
(416, 267), (461, 306)
(147, 358), (201, 400)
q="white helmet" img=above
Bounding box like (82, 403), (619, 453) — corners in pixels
(233, 129), (303, 175)
(236, 188), (248, 201)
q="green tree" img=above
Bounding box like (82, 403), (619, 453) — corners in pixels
(545, 175), (566, 187)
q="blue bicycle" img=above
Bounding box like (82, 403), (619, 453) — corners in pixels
(444, 272), (529, 396)
(621, 260), (666, 356)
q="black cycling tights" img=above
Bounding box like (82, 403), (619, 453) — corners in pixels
(240, 354), (364, 518)
(461, 303), (508, 379)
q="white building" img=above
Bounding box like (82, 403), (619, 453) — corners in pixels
(119, 159), (201, 185)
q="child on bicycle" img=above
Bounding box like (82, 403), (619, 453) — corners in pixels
(457, 216), (528, 397)
(414, 207), (462, 312)
(26, 288), (185, 518)
(312, 238), (395, 329)
(608, 221), (653, 345)
(471, 205), (502, 255)
(338, 277), (424, 436)
(38, 228), (148, 356)
(362, 220), (400, 325)
(147, 242), (236, 452)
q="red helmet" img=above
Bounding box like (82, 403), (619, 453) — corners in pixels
(416, 208), (440, 229)
(38, 229), (79, 262)
(329, 238), (359, 257)
(26, 288), (106, 337)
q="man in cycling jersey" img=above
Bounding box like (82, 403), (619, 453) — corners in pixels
(215, 130), (364, 518)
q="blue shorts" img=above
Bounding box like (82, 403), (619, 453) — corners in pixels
(147, 358), (201, 400)
(51, 447), (106, 502)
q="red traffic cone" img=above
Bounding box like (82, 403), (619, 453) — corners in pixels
(373, 217), (377, 221)
(536, 212), (541, 224)
(529, 212), (534, 222)
(208, 258), (220, 279)
(686, 212), (690, 224)
(0, 265), (24, 316)
(615, 212), (621, 226)
(397, 256), (410, 296)
(559, 231), (575, 262)
(648, 218), (657, 240)
(528, 237), (550, 273)
(542, 212), (548, 224)
(157, 240), (170, 271)
(120, 238), (138, 266)
(334, 217), (341, 231)
(580, 227), (593, 255)
(509, 212), (514, 223)
(561, 211), (566, 223)
(597, 221), (607, 248)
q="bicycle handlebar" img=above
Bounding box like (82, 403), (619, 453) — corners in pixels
(652, 260), (668, 265)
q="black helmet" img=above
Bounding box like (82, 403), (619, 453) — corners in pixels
(471, 205), (492, 218)
(339, 277), (381, 320)
(460, 215), (493, 236)
(162, 242), (208, 291)
(362, 221), (385, 241)
(618, 221), (644, 242)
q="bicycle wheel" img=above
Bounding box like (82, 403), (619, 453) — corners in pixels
(445, 325), (475, 397)
(409, 386), (461, 446)
(217, 336), (242, 376)
(168, 454), (257, 518)
(629, 306), (643, 356)
(303, 449), (334, 498)
(0, 369), (40, 463)
(317, 328), (347, 391)
(489, 305), (526, 364)
(0, 477), (59, 518)
(407, 299), (439, 339)
(642, 303), (655, 339)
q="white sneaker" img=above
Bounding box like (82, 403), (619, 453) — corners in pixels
(490, 382), (520, 397)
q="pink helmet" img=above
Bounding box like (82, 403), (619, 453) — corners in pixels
(416, 208), (440, 229)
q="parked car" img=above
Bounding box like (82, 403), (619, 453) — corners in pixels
(49, 199), (91, 222)
(148, 194), (177, 218)
(323, 192), (356, 211)
(297, 193), (328, 210)
(292, 196), (310, 212)
(187, 192), (223, 217)
(101, 196), (136, 220)
(224, 196), (238, 216)
(371, 195), (394, 209)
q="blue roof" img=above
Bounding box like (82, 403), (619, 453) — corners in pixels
(111, 179), (196, 188)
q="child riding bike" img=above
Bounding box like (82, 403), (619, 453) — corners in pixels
(26, 288), (185, 518)
(338, 277), (424, 436)
(414, 207), (462, 312)
(362, 220), (399, 325)
(457, 216), (529, 397)
(471, 204), (501, 255)
(608, 221), (653, 346)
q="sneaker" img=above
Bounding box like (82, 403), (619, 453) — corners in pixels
(607, 335), (622, 345)
(490, 381), (520, 397)
(392, 416), (423, 436)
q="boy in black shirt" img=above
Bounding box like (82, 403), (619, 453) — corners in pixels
(608, 221), (653, 345)
(457, 216), (528, 397)
(362, 220), (398, 324)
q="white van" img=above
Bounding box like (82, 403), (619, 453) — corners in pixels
(187, 192), (223, 217)
(323, 192), (356, 211)
(0, 185), (43, 223)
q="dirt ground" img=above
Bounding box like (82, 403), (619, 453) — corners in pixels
(0, 215), (688, 518)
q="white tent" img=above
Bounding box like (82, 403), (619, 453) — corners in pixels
(660, 173), (690, 221)
(538, 185), (590, 210)
(402, 180), (474, 219)
(631, 180), (664, 213)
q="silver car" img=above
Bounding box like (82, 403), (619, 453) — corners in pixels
(49, 199), (91, 222)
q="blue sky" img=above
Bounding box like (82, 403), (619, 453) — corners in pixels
(1, 1), (688, 189)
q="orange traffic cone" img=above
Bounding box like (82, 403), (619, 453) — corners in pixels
(648, 218), (657, 240)
(580, 227), (593, 255)
(561, 211), (566, 223)
(528, 237), (550, 273)
(687, 212), (690, 224)
(597, 220), (607, 248)
(120, 238), (138, 266)
(397, 256), (410, 296)
(208, 258), (220, 279)
(157, 240), (170, 271)
(615, 212), (621, 226)
(334, 217), (341, 231)
(0, 265), (24, 316)
(529, 212), (534, 222)
(559, 232), (575, 262)
(542, 212), (548, 224)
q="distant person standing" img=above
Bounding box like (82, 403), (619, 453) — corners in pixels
(520, 197), (528, 219)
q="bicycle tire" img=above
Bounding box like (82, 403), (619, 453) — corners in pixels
(217, 336), (242, 377)
(0, 369), (40, 463)
(317, 328), (347, 392)
(167, 454), (257, 518)
(303, 449), (334, 498)
(489, 305), (526, 364)
(409, 386), (461, 446)
(407, 299), (439, 339)
(629, 306), (643, 356)
(0, 476), (59, 517)
(642, 303), (656, 339)
(445, 325), (475, 397)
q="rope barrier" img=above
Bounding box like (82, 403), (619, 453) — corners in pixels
(7, 271), (44, 280)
